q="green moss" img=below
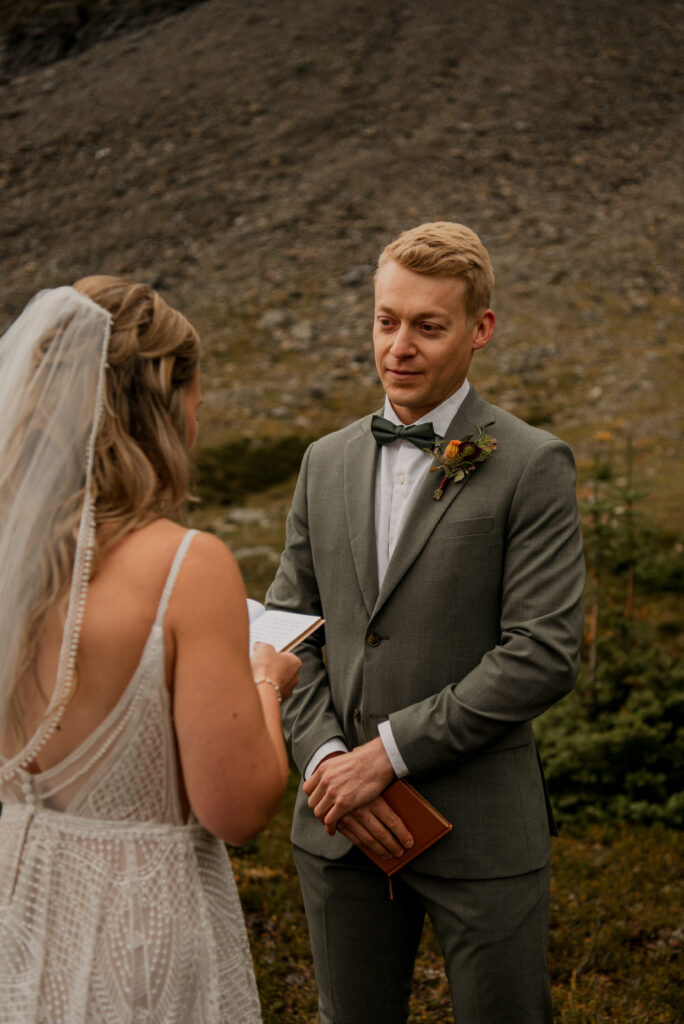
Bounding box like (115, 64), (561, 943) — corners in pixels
(191, 434), (313, 507)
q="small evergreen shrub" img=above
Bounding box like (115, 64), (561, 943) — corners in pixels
(536, 615), (684, 827)
(536, 438), (684, 828)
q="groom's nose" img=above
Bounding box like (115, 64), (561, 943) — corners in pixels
(389, 324), (416, 357)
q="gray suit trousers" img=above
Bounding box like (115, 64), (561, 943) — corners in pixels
(293, 845), (554, 1024)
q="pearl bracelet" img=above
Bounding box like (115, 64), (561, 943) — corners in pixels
(255, 677), (282, 705)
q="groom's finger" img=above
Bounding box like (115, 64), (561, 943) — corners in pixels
(305, 773), (356, 824)
(302, 773), (317, 796)
(339, 807), (406, 857)
(368, 796), (414, 850)
(337, 816), (382, 852)
(305, 784), (335, 821)
(335, 811), (401, 860)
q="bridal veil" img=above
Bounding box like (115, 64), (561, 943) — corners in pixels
(0, 287), (111, 781)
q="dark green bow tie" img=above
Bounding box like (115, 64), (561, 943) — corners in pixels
(370, 415), (436, 450)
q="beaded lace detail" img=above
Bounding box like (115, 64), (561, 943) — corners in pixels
(0, 531), (262, 1023)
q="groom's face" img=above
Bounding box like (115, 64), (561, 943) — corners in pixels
(373, 260), (494, 424)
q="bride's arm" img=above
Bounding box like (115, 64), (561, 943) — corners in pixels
(168, 531), (300, 844)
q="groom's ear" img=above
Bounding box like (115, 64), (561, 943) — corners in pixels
(471, 309), (495, 352)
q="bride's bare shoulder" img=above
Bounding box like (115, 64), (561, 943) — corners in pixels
(126, 520), (242, 596)
(98, 520), (237, 590)
(110, 519), (222, 555)
(174, 528), (243, 596)
(154, 526), (247, 631)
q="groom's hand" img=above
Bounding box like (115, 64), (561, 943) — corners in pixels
(302, 738), (413, 855)
(336, 798), (414, 859)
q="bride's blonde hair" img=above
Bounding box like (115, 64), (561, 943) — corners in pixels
(74, 275), (200, 547)
(6, 276), (200, 747)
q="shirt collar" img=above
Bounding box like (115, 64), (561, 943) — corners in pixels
(381, 379), (470, 439)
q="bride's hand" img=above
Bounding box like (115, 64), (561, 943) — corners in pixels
(250, 643), (301, 701)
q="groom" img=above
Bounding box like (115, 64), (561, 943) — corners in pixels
(267, 222), (584, 1023)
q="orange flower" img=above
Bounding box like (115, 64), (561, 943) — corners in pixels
(443, 440), (462, 460)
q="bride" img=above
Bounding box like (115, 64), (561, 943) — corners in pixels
(0, 276), (300, 1022)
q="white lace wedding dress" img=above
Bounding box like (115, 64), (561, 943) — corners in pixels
(0, 531), (263, 1023)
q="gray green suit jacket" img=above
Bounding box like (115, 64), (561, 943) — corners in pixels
(266, 388), (585, 879)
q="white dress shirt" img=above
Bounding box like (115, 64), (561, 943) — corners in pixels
(304, 381), (471, 780)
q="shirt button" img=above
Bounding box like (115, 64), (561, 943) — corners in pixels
(366, 632), (381, 647)
(397, 475), (406, 485)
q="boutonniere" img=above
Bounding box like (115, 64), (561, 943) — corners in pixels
(427, 428), (497, 500)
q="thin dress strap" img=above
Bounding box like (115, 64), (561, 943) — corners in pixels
(154, 530), (198, 628)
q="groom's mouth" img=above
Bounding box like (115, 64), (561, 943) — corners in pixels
(385, 367), (421, 380)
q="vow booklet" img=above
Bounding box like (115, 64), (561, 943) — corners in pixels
(247, 599), (323, 653)
(360, 779), (453, 877)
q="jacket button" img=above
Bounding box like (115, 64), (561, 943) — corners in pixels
(366, 632), (381, 647)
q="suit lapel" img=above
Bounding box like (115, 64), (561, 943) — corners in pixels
(373, 389), (496, 616)
(344, 420), (380, 616)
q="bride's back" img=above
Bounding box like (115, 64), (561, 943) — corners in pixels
(0, 275), (201, 780)
(14, 518), (187, 774)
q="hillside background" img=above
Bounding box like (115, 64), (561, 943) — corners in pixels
(1, 3), (682, 1019)
(1, 0), (682, 529)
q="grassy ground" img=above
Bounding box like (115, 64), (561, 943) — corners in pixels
(231, 776), (683, 1024)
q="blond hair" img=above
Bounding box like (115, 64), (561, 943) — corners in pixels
(377, 222), (494, 319)
(73, 275), (200, 548)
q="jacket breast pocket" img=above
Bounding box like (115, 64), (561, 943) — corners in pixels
(435, 515), (494, 538)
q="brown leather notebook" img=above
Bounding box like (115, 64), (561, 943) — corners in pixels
(360, 779), (453, 877)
